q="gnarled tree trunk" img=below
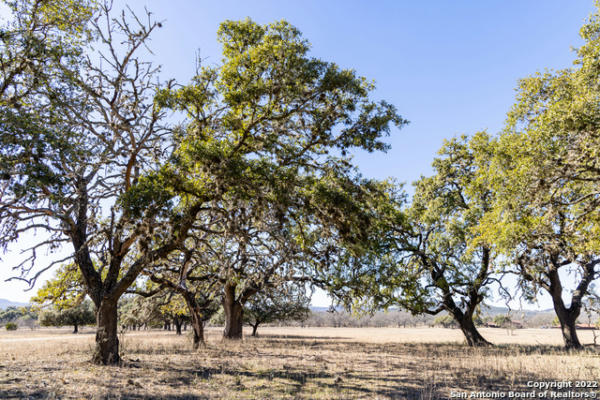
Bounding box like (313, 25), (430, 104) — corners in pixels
(223, 283), (244, 340)
(182, 294), (206, 350)
(456, 313), (490, 347)
(556, 312), (581, 350)
(548, 273), (582, 349)
(190, 317), (205, 350)
(434, 266), (491, 347)
(92, 299), (120, 365)
(545, 262), (591, 350)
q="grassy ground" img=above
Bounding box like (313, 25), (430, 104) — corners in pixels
(0, 327), (598, 399)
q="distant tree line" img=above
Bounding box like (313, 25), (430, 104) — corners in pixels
(0, 306), (37, 329)
(38, 301), (95, 333)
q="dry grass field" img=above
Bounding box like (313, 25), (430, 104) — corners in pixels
(1, 326), (599, 399)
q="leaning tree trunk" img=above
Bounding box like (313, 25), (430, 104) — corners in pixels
(92, 299), (120, 365)
(223, 284), (244, 340)
(456, 314), (490, 347)
(442, 289), (491, 347)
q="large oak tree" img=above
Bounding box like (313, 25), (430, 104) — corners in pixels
(0, 1), (194, 364)
(344, 134), (498, 347)
(479, 5), (600, 349)
(147, 19), (406, 340)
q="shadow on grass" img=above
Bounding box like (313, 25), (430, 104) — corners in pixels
(7, 335), (591, 400)
(0, 388), (50, 400)
(149, 362), (439, 399)
(130, 339), (557, 399)
(0, 388), (210, 400)
(122, 338), (588, 397)
(256, 337), (597, 356)
(248, 334), (351, 340)
(117, 392), (210, 399)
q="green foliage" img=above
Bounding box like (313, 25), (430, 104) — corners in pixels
(479, 3), (600, 260)
(31, 263), (85, 310)
(5, 322), (17, 330)
(118, 289), (195, 329)
(0, 306), (37, 323)
(433, 315), (456, 328)
(476, 3), (600, 327)
(209, 307), (225, 326)
(150, 17), (405, 211)
(119, 295), (164, 329)
(139, 18), (406, 326)
(1, 0), (166, 336)
(0, 0), (97, 206)
(493, 314), (513, 328)
(350, 134), (496, 323)
(244, 284), (311, 328)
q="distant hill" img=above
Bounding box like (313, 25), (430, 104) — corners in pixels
(311, 304), (555, 316)
(480, 305), (555, 317)
(302, 304), (571, 329)
(310, 306), (344, 312)
(0, 299), (28, 309)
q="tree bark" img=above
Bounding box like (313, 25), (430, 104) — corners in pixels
(456, 314), (490, 347)
(547, 265), (584, 350)
(223, 283), (244, 340)
(433, 278), (491, 346)
(73, 324), (78, 334)
(556, 311), (582, 350)
(190, 317), (205, 350)
(92, 299), (120, 365)
(549, 282), (582, 349)
(182, 294), (206, 350)
(430, 251), (492, 348)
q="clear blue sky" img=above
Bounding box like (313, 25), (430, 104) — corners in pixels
(0, 1), (595, 308)
(136, 0), (591, 185)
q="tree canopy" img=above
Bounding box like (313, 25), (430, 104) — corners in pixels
(476, 5), (600, 349)
(1, 7), (405, 362)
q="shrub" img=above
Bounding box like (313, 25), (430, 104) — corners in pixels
(5, 322), (17, 331)
(433, 314), (457, 328)
(494, 314), (513, 328)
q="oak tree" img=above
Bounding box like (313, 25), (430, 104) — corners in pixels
(244, 283), (310, 337)
(0, 1), (190, 364)
(479, 5), (600, 349)
(150, 19), (406, 340)
(343, 134), (497, 346)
